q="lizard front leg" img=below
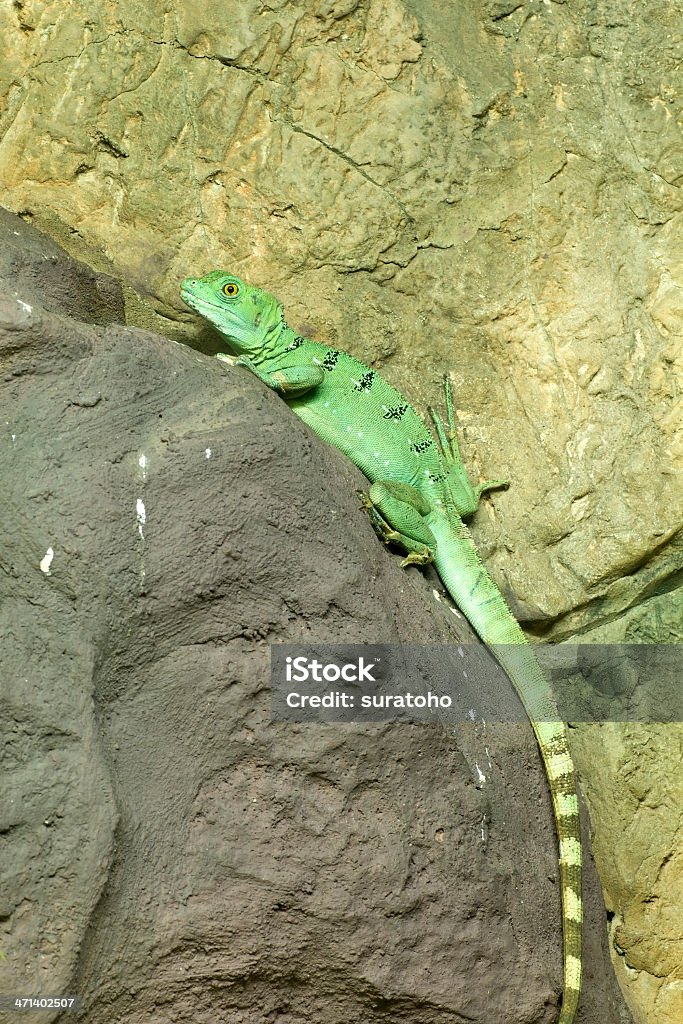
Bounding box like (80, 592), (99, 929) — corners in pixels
(358, 480), (436, 567)
(217, 353), (324, 397)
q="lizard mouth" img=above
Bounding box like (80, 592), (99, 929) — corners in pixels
(180, 286), (250, 344)
(181, 288), (235, 321)
(180, 287), (218, 312)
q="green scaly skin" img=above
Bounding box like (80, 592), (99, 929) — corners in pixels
(180, 270), (583, 1023)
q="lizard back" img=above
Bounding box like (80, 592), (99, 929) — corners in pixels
(263, 339), (448, 497)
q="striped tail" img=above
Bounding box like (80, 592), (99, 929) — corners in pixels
(431, 516), (582, 1023)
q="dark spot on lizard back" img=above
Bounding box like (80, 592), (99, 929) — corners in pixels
(353, 370), (376, 392)
(383, 404), (408, 421)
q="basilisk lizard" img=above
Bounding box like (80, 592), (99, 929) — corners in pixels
(180, 271), (583, 1022)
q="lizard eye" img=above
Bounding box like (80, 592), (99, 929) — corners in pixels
(222, 282), (240, 297)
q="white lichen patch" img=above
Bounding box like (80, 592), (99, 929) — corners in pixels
(136, 498), (146, 538)
(138, 453), (148, 480)
(16, 298), (32, 314)
(40, 547), (54, 575)
(205, 447), (212, 459)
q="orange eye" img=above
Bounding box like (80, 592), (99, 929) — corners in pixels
(222, 282), (240, 296)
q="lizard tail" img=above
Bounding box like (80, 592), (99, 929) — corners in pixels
(431, 517), (582, 1024)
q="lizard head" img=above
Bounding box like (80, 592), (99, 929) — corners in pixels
(180, 271), (285, 355)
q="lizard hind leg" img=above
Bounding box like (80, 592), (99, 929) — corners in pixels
(358, 481), (436, 567)
(428, 375), (509, 519)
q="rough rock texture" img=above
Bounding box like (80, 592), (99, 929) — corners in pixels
(0, 0), (681, 1020)
(0, 0), (680, 632)
(0, 214), (630, 1024)
(0, 208), (125, 325)
(570, 600), (683, 1024)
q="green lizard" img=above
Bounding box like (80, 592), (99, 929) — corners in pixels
(180, 270), (583, 1023)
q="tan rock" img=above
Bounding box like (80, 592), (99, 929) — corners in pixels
(570, 592), (683, 1024)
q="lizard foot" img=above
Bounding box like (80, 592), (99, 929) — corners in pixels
(357, 489), (399, 544)
(400, 549), (434, 568)
(429, 376), (510, 519)
(357, 487), (435, 567)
